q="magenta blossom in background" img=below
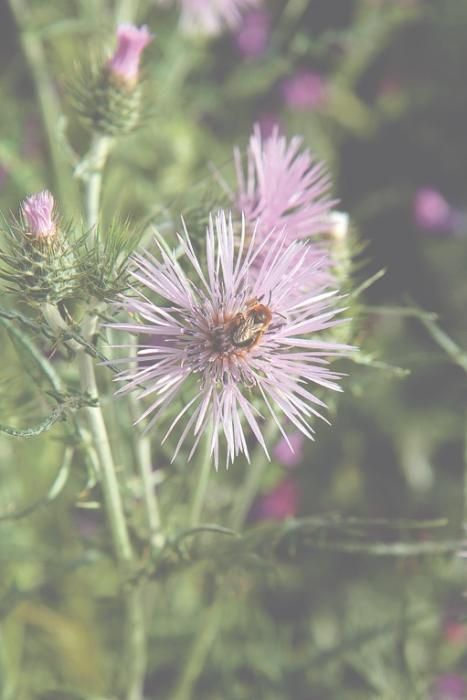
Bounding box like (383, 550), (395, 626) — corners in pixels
(251, 478), (299, 521)
(21, 190), (56, 239)
(110, 211), (350, 466)
(273, 431), (305, 467)
(431, 674), (467, 700)
(413, 187), (454, 233)
(107, 24), (153, 86)
(234, 9), (270, 58)
(281, 70), (328, 111)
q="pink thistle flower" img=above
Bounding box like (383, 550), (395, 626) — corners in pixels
(110, 211), (350, 466)
(234, 9), (270, 58)
(167, 0), (262, 37)
(20, 190), (56, 239)
(273, 431), (304, 467)
(281, 70), (328, 111)
(251, 477), (299, 521)
(107, 24), (153, 86)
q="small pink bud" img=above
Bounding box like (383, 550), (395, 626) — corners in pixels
(281, 70), (328, 111)
(107, 24), (153, 86)
(21, 190), (56, 239)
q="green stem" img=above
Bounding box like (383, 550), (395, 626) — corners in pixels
(189, 427), (213, 527)
(7, 0), (79, 213)
(123, 585), (147, 700)
(230, 421), (279, 531)
(75, 134), (113, 232)
(77, 346), (133, 564)
(115, 0), (140, 24)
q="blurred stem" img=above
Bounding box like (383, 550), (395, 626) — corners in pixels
(115, 0), (139, 24)
(123, 584), (147, 700)
(128, 334), (163, 548)
(189, 426), (213, 527)
(7, 0), (79, 213)
(230, 421), (279, 530)
(170, 602), (221, 700)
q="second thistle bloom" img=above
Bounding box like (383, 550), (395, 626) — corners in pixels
(110, 211), (350, 466)
(234, 126), (334, 245)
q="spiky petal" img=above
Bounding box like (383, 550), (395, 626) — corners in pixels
(21, 190), (56, 239)
(107, 24), (153, 87)
(110, 211), (351, 467)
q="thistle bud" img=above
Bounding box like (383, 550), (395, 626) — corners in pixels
(0, 191), (76, 304)
(72, 24), (153, 136)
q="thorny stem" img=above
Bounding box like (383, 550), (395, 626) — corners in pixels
(7, 0), (79, 213)
(189, 426), (214, 527)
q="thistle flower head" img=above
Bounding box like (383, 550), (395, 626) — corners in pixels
(21, 190), (56, 239)
(161, 0), (261, 37)
(234, 126), (335, 245)
(107, 24), (153, 87)
(110, 211), (350, 467)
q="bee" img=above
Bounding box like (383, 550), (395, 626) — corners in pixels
(229, 298), (273, 350)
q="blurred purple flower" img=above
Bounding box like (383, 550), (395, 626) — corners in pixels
(110, 211), (349, 466)
(281, 70), (328, 111)
(21, 190), (56, 239)
(164, 0), (262, 37)
(273, 431), (304, 467)
(251, 477), (299, 521)
(107, 24), (153, 86)
(413, 187), (454, 233)
(234, 9), (270, 58)
(431, 674), (467, 700)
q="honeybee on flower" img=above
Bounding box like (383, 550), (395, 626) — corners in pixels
(109, 211), (352, 467)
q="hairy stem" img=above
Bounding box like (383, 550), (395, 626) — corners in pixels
(75, 134), (113, 232)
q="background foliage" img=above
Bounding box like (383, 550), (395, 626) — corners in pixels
(0, 1), (466, 698)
